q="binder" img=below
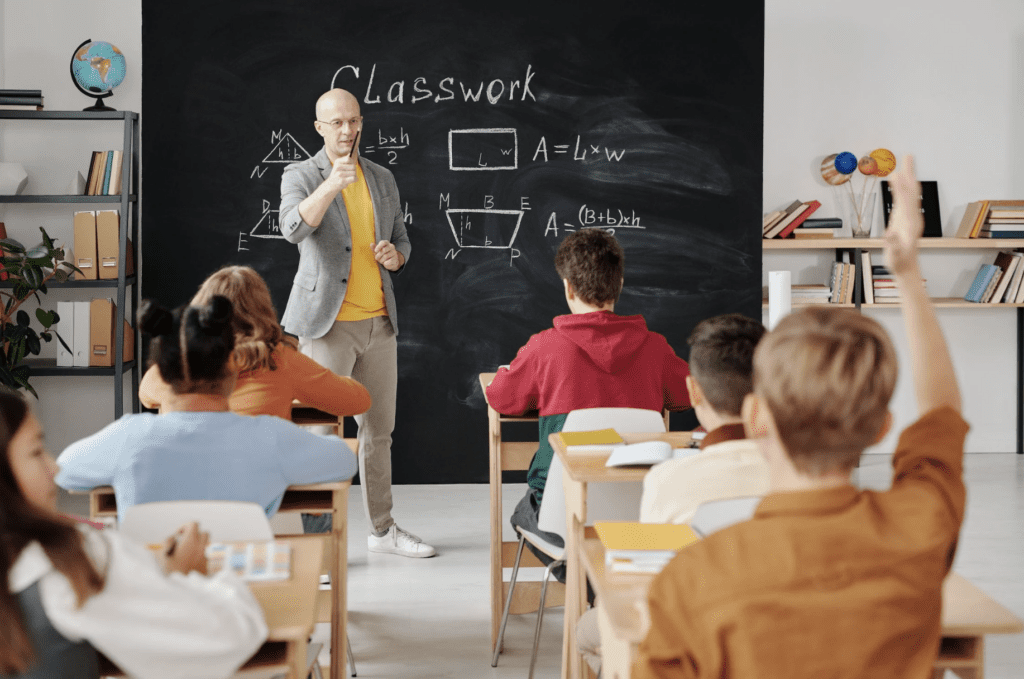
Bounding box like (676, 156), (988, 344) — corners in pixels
(96, 210), (134, 280)
(56, 301), (75, 367)
(73, 301), (91, 367)
(89, 298), (135, 367)
(73, 211), (98, 280)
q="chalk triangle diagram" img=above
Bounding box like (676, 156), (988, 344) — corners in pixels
(262, 132), (312, 164)
(250, 203), (283, 239)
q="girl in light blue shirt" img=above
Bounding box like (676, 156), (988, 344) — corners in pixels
(56, 295), (357, 522)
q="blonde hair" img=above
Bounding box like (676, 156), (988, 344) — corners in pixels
(190, 266), (297, 373)
(753, 307), (897, 474)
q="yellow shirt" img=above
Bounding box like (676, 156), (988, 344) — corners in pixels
(337, 162), (387, 321)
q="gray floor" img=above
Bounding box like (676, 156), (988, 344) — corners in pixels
(59, 454), (1024, 678)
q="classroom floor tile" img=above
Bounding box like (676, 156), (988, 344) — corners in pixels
(57, 453), (1024, 678)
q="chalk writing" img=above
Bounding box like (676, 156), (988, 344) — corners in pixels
(237, 232), (249, 252)
(544, 206), (644, 237)
(449, 128), (518, 171)
(261, 131), (312, 164)
(362, 127), (410, 166)
(443, 206), (523, 266)
(331, 63), (538, 106)
(531, 135), (625, 163)
(250, 199), (283, 239)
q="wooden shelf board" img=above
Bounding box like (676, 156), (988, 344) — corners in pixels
(761, 301), (855, 309)
(23, 358), (136, 377)
(764, 238), (1024, 250)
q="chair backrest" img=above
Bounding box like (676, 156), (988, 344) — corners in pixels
(536, 408), (666, 537)
(119, 500), (274, 543)
(689, 496), (762, 537)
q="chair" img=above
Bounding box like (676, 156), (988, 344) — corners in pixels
(688, 495), (762, 537)
(492, 407), (665, 678)
(120, 501), (356, 679)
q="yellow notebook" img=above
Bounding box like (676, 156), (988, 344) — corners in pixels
(595, 522), (701, 573)
(557, 428), (625, 452)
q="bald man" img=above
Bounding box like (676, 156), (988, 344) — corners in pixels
(279, 89), (433, 557)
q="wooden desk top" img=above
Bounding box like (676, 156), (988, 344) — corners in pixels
(581, 537), (1024, 642)
(551, 432), (694, 483)
(251, 535), (325, 641)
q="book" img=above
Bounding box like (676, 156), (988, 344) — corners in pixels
(775, 200), (822, 239)
(989, 209), (1024, 219)
(0, 104), (43, 111)
(981, 271), (1003, 303)
(828, 262), (842, 303)
(797, 218), (842, 229)
(594, 521), (701, 574)
(881, 180), (942, 237)
(86, 152), (105, 196)
(978, 230), (1024, 239)
(101, 150), (114, 195)
(0, 96), (43, 106)
(791, 229), (833, 239)
(956, 202), (987, 238)
(873, 289), (902, 298)
(965, 264), (999, 302)
(989, 252), (1018, 303)
(844, 262), (856, 304)
(557, 428), (625, 453)
(604, 440), (698, 467)
(108, 150), (123, 195)
(762, 210), (784, 230)
(861, 251), (874, 304)
(1003, 253), (1024, 303)
(763, 200), (802, 236)
(971, 200), (991, 238)
(1014, 257), (1024, 303)
(205, 541), (292, 581)
(0, 89), (42, 97)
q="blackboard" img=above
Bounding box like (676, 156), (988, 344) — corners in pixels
(142, 1), (764, 484)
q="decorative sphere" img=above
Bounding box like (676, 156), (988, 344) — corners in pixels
(834, 152), (858, 175)
(71, 41), (126, 95)
(869, 148), (897, 177)
(858, 156), (878, 175)
(820, 154), (850, 185)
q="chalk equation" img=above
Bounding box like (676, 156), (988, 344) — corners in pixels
(362, 127), (410, 166)
(532, 135), (625, 163)
(448, 128), (518, 171)
(251, 131), (312, 178)
(544, 206), (644, 237)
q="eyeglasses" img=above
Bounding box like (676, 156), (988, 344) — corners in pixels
(316, 117), (362, 130)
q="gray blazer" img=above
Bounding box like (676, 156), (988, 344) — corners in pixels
(279, 148), (411, 339)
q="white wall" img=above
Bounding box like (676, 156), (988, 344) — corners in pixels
(764, 0), (1024, 454)
(0, 0), (141, 453)
(4, 1), (1023, 454)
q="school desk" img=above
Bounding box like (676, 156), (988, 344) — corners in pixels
(99, 535), (325, 679)
(551, 431), (693, 679)
(580, 537), (1024, 679)
(479, 372), (564, 650)
(85, 483), (351, 679)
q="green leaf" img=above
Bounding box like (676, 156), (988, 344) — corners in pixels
(24, 246), (48, 260)
(25, 334), (40, 356)
(55, 331), (71, 355)
(16, 310), (29, 327)
(40, 332), (51, 343)
(53, 269), (69, 283)
(12, 282), (28, 300)
(21, 266), (41, 288)
(39, 227), (55, 250)
(35, 308), (56, 328)
(0, 238), (26, 254)
(26, 257), (53, 268)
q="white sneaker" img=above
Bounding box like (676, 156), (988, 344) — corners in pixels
(367, 525), (437, 558)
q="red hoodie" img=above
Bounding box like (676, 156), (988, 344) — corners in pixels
(486, 310), (691, 417)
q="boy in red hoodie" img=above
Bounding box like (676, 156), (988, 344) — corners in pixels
(486, 229), (691, 570)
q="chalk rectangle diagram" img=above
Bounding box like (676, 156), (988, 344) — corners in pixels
(448, 128), (518, 171)
(446, 209), (523, 249)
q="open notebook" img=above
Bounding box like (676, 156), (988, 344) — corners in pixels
(604, 440), (699, 467)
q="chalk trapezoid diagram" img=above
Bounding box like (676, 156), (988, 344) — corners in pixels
(262, 132), (312, 164)
(250, 207), (282, 239)
(448, 128), (518, 171)
(445, 208), (523, 249)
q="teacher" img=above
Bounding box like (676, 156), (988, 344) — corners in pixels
(279, 88), (434, 558)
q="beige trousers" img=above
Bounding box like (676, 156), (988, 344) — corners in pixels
(300, 316), (397, 535)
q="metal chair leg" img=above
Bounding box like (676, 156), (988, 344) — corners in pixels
(491, 533), (527, 666)
(347, 633), (356, 676)
(311, 659), (323, 679)
(528, 558), (565, 679)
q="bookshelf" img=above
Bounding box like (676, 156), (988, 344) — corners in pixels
(764, 237), (1024, 453)
(0, 110), (140, 417)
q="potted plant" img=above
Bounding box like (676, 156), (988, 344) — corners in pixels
(0, 227), (78, 396)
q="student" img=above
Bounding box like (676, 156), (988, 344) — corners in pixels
(139, 265), (371, 421)
(486, 228), (691, 569)
(0, 387), (267, 679)
(634, 156), (968, 678)
(56, 296), (357, 523)
(577, 313), (769, 674)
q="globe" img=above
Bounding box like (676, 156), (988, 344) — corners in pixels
(70, 39), (127, 111)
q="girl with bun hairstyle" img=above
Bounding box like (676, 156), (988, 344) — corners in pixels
(139, 265), (371, 420)
(54, 296), (356, 522)
(0, 387), (267, 679)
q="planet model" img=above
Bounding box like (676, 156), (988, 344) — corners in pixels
(820, 154), (851, 185)
(858, 156), (878, 175)
(869, 148), (896, 177)
(834, 152), (858, 175)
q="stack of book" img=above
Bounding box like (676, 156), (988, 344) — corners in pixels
(790, 284), (834, 305)
(762, 200), (822, 239)
(0, 89), (44, 111)
(84, 151), (124, 196)
(964, 250), (1024, 303)
(790, 218), (841, 239)
(955, 201), (1024, 238)
(594, 521), (700, 574)
(827, 261), (857, 304)
(859, 252), (928, 305)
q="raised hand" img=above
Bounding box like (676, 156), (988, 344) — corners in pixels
(883, 155), (924, 276)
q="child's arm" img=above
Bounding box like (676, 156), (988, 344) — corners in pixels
(274, 421), (358, 486)
(54, 424), (124, 490)
(484, 341), (542, 414)
(885, 156), (961, 415)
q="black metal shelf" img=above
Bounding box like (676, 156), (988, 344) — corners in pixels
(0, 110), (137, 121)
(0, 276), (136, 289)
(0, 194), (137, 204)
(23, 358), (136, 377)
